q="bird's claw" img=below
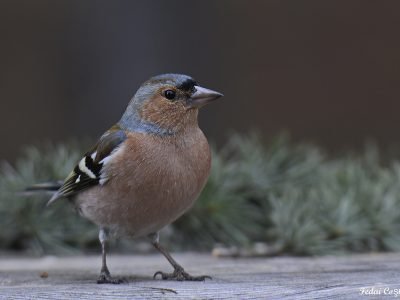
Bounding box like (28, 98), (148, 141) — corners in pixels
(153, 267), (211, 281)
(97, 272), (126, 284)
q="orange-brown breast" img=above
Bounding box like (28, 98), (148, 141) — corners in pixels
(74, 128), (211, 238)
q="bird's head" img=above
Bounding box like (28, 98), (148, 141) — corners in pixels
(119, 74), (223, 135)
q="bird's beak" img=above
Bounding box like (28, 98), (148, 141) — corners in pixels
(186, 86), (223, 108)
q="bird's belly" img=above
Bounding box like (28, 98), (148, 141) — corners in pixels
(76, 187), (197, 237)
(74, 141), (211, 237)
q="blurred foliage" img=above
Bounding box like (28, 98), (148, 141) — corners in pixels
(2, 134), (400, 255)
(0, 142), (99, 255)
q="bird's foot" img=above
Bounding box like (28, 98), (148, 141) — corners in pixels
(97, 271), (125, 284)
(153, 266), (211, 281)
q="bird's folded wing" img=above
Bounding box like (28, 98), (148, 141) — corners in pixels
(48, 125), (127, 205)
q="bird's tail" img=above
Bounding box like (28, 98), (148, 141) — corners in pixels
(22, 181), (64, 206)
(23, 181), (63, 194)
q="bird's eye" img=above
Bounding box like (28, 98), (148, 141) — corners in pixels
(164, 90), (176, 100)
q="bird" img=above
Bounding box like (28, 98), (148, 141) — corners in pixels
(28, 73), (223, 284)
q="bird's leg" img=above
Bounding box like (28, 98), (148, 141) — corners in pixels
(97, 228), (124, 284)
(149, 232), (211, 281)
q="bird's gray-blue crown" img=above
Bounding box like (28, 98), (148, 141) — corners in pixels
(146, 74), (198, 93)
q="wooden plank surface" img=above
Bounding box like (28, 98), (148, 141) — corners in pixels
(0, 253), (399, 299)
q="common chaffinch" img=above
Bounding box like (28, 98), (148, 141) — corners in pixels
(32, 74), (223, 284)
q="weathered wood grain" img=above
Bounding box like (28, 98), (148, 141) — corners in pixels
(0, 253), (399, 299)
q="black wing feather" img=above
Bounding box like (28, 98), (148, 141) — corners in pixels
(48, 126), (127, 204)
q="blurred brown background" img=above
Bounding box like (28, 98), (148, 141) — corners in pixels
(1, 0), (400, 161)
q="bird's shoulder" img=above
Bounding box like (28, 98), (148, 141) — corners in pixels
(48, 124), (127, 204)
